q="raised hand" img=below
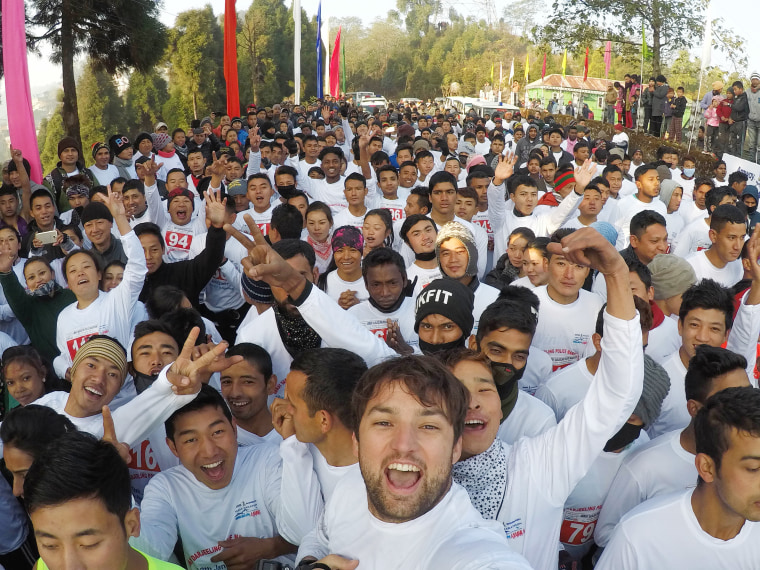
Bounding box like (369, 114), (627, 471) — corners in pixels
(271, 397), (295, 439)
(573, 159), (597, 193)
(167, 327), (242, 394)
(208, 151), (229, 179)
(101, 405), (131, 463)
(224, 215), (306, 295)
(205, 189), (227, 228)
(10, 145), (23, 164)
(101, 184), (127, 220)
(493, 152), (518, 186)
(546, 226), (626, 276)
(386, 319), (413, 355)
(249, 127), (261, 153)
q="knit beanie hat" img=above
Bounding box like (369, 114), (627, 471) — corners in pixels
(71, 335), (128, 385)
(751, 73), (760, 83)
(134, 132), (153, 151)
(167, 188), (195, 208)
(241, 274), (274, 304)
(436, 222), (478, 277)
(397, 123), (415, 139)
(635, 355), (672, 428)
(658, 179), (681, 208)
(554, 170), (576, 194)
(80, 202), (113, 225)
(590, 221), (618, 246)
(414, 278), (474, 337)
(57, 136), (79, 158)
(151, 132), (171, 151)
(655, 164), (672, 181)
(108, 134), (132, 158)
(648, 253), (697, 300)
(331, 225), (364, 252)
(91, 141), (109, 159)
(413, 139), (431, 153)
(457, 141), (476, 156)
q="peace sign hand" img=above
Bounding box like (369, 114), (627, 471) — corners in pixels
(101, 406), (132, 464)
(167, 327), (242, 394)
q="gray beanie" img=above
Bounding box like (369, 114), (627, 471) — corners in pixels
(656, 164), (672, 182)
(436, 222), (478, 277)
(635, 355), (672, 428)
(658, 179), (681, 209)
(648, 254), (697, 300)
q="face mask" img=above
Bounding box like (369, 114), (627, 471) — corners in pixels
(683, 168), (695, 178)
(277, 184), (298, 199)
(603, 422), (643, 452)
(418, 337), (464, 355)
(261, 157), (272, 169)
(133, 371), (159, 394)
(29, 279), (61, 298)
(415, 251), (437, 262)
(490, 361), (524, 419)
(747, 202), (758, 215)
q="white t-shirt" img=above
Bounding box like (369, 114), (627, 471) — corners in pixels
(561, 434), (648, 559)
(136, 439), (323, 570)
(471, 210), (494, 249)
(597, 489), (760, 569)
(672, 217), (711, 257)
(332, 207), (367, 230)
(88, 164), (120, 186)
(517, 347), (553, 396)
(306, 176), (348, 215)
(309, 443), (360, 503)
(510, 275), (536, 289)
(678, 198), (709, 227)
(238, 427), (283, 447)
(613, 194), (668, 249)
(53, 231), (147, 377)
(325, 271), (369, 305)
(298, 158), (321, 180)
(406, 263), (442, 299)
(377, 196), (406, 223)
(532, 286), (605, 372)
(665, 211), (685, 249)
(646, 314), (680, 364)
(535, 357), (596, 421)
(347, 297), (418, 350)
(497, 390), (557, 444)
(594, 429), (697, 547)
(686, 250), (743, 288)
(232, 204), (275, 237)
(297, 468), (532, 570)
(472, 281), (500, 335)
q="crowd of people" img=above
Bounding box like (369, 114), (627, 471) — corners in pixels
(2, 96), (760, 570)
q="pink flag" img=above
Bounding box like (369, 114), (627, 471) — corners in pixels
(3, 0), (43, 183)
(329, 27), (341, 97)
(604, 41), (612, 79)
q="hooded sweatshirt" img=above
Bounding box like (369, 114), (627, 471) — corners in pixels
(744, 185), (760, 232)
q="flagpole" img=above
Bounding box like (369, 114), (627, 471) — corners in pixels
(293, 0), (301, 104)
(316, 1), (323, 99)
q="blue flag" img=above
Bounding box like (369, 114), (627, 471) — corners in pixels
(316, 1), (323, 99)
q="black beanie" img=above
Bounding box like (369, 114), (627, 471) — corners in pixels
(57, 136), (80, 158)
(80, 202), (113, 225)
(414, 278), (475, 338)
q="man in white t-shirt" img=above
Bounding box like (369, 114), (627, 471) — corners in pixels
(400, 214), (441, 298)
(613, 164), (668, 249)
(686, 204), (746, 288)
(331, 173), (373, 229)
(271, 348), (365, 504)
(595, 345), (753, 547)
(443, 226), (645, 570)
(531, 228), (604, 371)
(295, 356), (532, 569)
(673, 186), (736, 257)
(88, 142), (120, 186)
(597, 382), (760, 569)
(136, 384), (323, 569)
(220, 343), (281, 447)
(232, 173), (276, 237)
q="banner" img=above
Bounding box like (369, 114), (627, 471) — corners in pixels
(2, 0), (43, 183)
(341, 36), (346, 95)
(724, 153), (760, 185)
(293, 0), (301, 104)
(224, 0), (240, 116)
(562, 50), (567, 77)
(604, 41), (612, 78)
(642, 22), (649, 60)
(329, 27), (341, 97)
(524, 53), (529, 82)
(316, 1), (323, 98)
(583, 47), (589, 82)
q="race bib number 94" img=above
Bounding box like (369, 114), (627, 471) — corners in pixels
(165, 231), (192, 250)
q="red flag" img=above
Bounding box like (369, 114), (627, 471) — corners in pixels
(224, 0), (240, 117)
(583, 47), (589, 81)
(329, 27), (342, 97)
(541, 53), (547, 80)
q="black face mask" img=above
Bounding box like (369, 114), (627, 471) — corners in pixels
(604, 422), (644, 452)
(415, 251), (437, 262)
(133, 371), (159, 394)
(747, 202), (758, 215)
(419, 337), (464, 355)
(261, 157), (272, 169)
(491, 361), (524, 420)
(277, 184), (298, 199)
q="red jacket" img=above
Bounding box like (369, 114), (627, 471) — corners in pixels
(717, 99), (733, 123)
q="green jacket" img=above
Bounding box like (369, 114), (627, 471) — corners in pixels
(0, 270), (76, 362)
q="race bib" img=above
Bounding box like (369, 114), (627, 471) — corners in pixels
(560, 506), (601, 545)
(371, 327), (389, 340)
(240, 222), (270, 236)
(128, 440), (160, 474)
(67, 333), (96, 359)
(384, 207), (404, 221)
(165, 231), (193, 250)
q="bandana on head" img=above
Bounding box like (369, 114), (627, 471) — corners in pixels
(71, 336), (128, 385)
(65, 183), (90, 198)
(331, 225), (364, 253)
(167, 188), (194, 208)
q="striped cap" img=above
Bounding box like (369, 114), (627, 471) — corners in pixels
(71, 335), (128, 385)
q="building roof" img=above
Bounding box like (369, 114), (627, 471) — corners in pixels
(526, 74), (621, 93)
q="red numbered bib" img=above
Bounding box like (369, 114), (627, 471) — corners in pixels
(128, 440), (160, 473)
(67, 334), (95, 359)
(385, 207), (404, 221)
(371, 327), (389, 341)
(165, 231), (193, 250)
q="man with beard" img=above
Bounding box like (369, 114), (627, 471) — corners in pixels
(436, 226), (644, 570)
(295, 356), (533, 569)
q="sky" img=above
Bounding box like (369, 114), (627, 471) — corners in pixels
(14, 0), (760, 92)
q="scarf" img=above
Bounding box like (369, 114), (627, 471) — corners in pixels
(113, 156), (133, 180)
(157, 148), (176, 159)
(273, 304), (322, 358)
(308, 236), (332, 262)
(452, 439), (509, 525)
(175, 144), (188, 157)
(29, 280), (63, 298)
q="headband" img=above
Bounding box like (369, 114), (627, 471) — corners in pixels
(71, 336), (128, 385)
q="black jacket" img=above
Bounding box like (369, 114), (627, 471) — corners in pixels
(731, 92), (749, 122)
(139, 226), (227, 306)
